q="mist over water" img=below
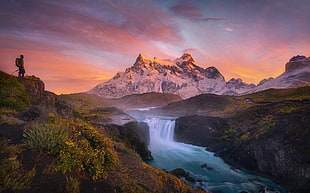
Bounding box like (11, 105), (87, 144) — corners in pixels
(142, 117), (287, 193)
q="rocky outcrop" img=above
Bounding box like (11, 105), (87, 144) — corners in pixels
(17, 76), (74, 121)
(174, 115), (229, 147)
(257, 77), (274, 86)
(286, 55), (310, 72)
(18, 76), (45, 105)
(104, 122), (153, 161)
(174, 100), (310, 193)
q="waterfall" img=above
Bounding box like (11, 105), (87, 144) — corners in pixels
(141, 116), (286, 193)
(144, 117), (175, 150)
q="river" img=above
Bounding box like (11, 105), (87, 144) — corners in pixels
(140, 116), (287, 193)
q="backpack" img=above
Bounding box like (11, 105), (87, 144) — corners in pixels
(15, 58), (21, 67)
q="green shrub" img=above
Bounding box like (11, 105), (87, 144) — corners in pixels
(53, 119), (118, 180)
(23, 118), (119, 180)
(56, 140), (85, 174)
(0, 138), (35, 192)
(23, 123), (69, 152)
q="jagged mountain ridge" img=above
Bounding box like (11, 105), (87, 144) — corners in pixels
(89, 53), (310, 99)
(90, 53), (253, 98)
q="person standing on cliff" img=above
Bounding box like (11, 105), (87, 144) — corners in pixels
(15, 54), (25, 77)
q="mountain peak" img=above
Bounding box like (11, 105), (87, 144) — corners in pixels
(289, 55), (307, 62)
(285, 55), (310, 72)
(180, 53), (194, 63)
(135, 53), (150, 63)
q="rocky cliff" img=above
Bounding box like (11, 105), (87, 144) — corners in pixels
(174, 99), (310, 193)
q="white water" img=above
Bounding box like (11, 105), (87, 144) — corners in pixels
(143, 117), (287, 193)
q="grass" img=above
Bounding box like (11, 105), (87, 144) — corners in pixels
(23, 122), (70, 152)
(241, 86), (310, 103)
(0, 71), (30, 111)
(23, 117), (119, 180)
(0, 138), (35, 192)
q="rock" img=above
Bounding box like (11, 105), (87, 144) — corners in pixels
(248, 177), (261, 182)
(170, 168), (196, 182)
(170, 168), (187, 178)
(285, 55), (310, 72)
(258, 187), (265, 193)
(20, 106), (41, 121)
(18, 76), (45, 105)
(201, 163), (208, 168)
(174, 99), (310, 193)
(257, 77), (274, 86)
(104, 122), (153, 161)
(289, 55), (307, 62)
(185, 175), (196, 182)
(181, 53), (195, 63)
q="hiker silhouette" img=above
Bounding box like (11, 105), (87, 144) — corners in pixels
(15, 55), (25, 77)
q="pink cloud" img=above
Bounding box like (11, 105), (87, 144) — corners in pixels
(183, 48), (197, 53)
(0, 0), (186, 93)
(170, 0), (228, 24)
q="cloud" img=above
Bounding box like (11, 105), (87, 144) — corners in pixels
(183, 48), (197, 53)
(200, 18), (225, 21)
(225, 28), (233, 32)
(0, 0), (182, 55)
(0, 0), (185, 93)
(169, 0), (227, 23)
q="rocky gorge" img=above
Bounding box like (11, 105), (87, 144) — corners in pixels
(173, 97), (310, 193)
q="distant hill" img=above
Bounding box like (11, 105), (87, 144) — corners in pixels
(149, 86), (310, 117)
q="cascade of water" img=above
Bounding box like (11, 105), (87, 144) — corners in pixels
(142, 116), (287, 193)
(144, 117), (175, 148)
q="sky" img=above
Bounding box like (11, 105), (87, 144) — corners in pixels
(1, 0), (309, 94)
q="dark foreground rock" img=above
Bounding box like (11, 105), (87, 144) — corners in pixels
(170, 168), (196, 182)
(174, 100), (310, 193)
(104, 121), (153, 161)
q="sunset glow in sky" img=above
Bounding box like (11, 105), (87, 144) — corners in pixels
(1, 0), (310, 94)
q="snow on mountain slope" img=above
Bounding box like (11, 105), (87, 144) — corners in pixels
(247, 55), (310, 94)
(89, 54), (310, 99)
(90, 53), (231, 98)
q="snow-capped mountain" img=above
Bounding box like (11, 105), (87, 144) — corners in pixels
(89, 53), (253, 98)
(89, 54), (310, 99)
(246, 55), (310, 94)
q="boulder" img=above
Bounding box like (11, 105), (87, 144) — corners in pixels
(170, 168), (187, 178)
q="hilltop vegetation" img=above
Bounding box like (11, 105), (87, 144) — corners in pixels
(0, 71), (29, 111)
